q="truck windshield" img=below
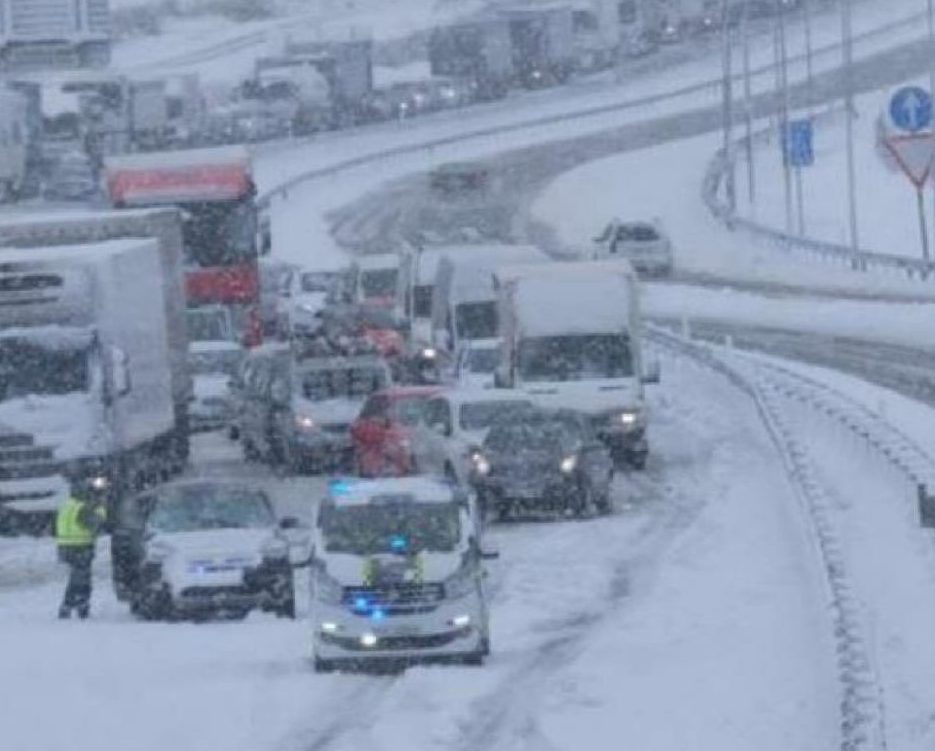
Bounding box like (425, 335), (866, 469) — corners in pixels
(455, 301), (497, 340)
(300, 366), (387, 401)
(147, 485), (274, 533)
(321, 502), (461, 555)
(187, 310), (232, 342)
(188, 349), (243, 377)
(361, 268), (398, 297)
(518, 334), (634, 382)
(181, 199), (257, 268)
(0, 340), (90, 401)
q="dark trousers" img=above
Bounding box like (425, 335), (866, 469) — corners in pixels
(59, 546), (94, 614)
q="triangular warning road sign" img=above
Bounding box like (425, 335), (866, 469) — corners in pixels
(881, 133), (935, 188)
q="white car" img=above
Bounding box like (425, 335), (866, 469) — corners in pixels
(592, 219), (674, 276)
(188, 341), (244, 432)
(411, 389), (536, 484)
(453, 338), (502, 390)
(117, 480), (298, 620)
(309, 476), (497, 671)
(277, 267), (346, 337)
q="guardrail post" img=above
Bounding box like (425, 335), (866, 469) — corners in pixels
(918, 484), (935, 527)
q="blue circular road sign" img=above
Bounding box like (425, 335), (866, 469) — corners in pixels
(889, 86), (933, 133)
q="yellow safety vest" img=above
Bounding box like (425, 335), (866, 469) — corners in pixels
(56, 498), (104, 548)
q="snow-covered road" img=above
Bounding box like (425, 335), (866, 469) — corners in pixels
(0, 355), (839, 751)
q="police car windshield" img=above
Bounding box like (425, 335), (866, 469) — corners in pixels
(321, 501), (460, 555)
(147, 485), (274, 533)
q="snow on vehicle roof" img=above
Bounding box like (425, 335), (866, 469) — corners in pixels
(296, 354), (386, 371)
(0, 237), (155, 266)
(326, 476), (457, 506)
(376, 385), (445, 399)
(511, 274), (634, 337)
(189, 340), (242, 354)
(104, 145), (251, 172)
(355, 253), (400, 270)
(0, 325), (94, 348)
(0, 205), (177, 228)
(496, 258), (636, 284)
(441, 386), (533, 407)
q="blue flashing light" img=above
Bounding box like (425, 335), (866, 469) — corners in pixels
(329, 479), (356, 498)
(389, 534), (409, 553)
(353, 596), (370, 612)
(370, 608), (386, 622)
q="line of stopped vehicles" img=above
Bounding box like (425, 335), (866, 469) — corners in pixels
(0, 188), (662, 671)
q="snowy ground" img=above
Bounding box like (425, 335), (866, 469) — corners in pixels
(0, 360), (839, 751)
(738, 76), (935, 262)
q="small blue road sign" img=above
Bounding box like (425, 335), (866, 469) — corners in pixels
(782, 118), (814, 167)
(889, 86), (933, 133)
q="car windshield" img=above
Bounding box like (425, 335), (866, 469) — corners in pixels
(188, 348), (242, 376)
(485, 421), (568, 453)
(300, 366), (386, 401)
(460, 400), (531, 431)
(147, 485), (274, 533)
(454, 301), (498, 340)
(0, 339), (90, 401)
(465, 346), (500, 373)
(618, 224), (660, 242)
(321, 501), (461, 555)
(518, 334), (634, 382)
(361, 268), (398, 297)
(300, 272), (333, 293)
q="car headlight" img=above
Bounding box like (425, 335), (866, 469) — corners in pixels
(420, 346), (437, 360)
(471, 452), (491, 476)
(146, 539), (176, 563)
(444, 565), (476, 599)
(262, 535), (289, 560)
(314, 571), (344, 605)
(295, 414), (316, 431)
(559, 455), (577, 474)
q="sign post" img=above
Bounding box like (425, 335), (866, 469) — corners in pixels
(878, 86), (935, 264)
(782, 118), (814, 236)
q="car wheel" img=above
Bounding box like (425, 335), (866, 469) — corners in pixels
(573, 481), (595, 519)
(313, 655), (337, 673)
(134, 585), (172, 621)
(444, 463), (458, 484)
(243, 437), (260, 462)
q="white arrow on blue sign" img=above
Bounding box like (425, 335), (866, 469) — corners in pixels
(889, 86), (933, 133)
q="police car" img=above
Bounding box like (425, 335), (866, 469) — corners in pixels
(308, 477), (496, 671)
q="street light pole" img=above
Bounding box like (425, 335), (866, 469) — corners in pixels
(742, 0), (755, 211)
(721, 0), (736, 213)
(776, 0), (793, 234)
(841, 0), (860, 261)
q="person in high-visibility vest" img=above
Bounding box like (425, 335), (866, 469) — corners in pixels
(56, 478), (108, 620)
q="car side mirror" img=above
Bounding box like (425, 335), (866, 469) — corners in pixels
(110, 345), (131, 397)
(641, 358), (661, 385)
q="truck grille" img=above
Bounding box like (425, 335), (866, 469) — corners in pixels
(0, 431), (58, 481)
(343, 583), (445, 615)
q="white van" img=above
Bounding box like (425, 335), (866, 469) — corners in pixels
(430, 244), (548, 354)
(309, 476), (496, 671)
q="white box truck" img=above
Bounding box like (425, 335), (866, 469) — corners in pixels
(494, 259), (657, 468)
(0, 208), (190, 544)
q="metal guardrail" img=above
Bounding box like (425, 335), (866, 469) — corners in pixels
(702, 137), (935, 280)
(649, 326), (889, 751)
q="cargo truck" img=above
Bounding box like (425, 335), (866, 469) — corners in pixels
(499, 5), (576, 88)
(493, 260), (657, 468)
(0, 0), (111, 71)
(104, 145), (263, 346)
(0, 226), (188, 546)
(428, 18), (514, 101)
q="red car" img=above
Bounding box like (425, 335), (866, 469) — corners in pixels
(350, 386), (444, 477)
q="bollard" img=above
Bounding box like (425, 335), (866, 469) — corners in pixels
(918, 484), (935, 528)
